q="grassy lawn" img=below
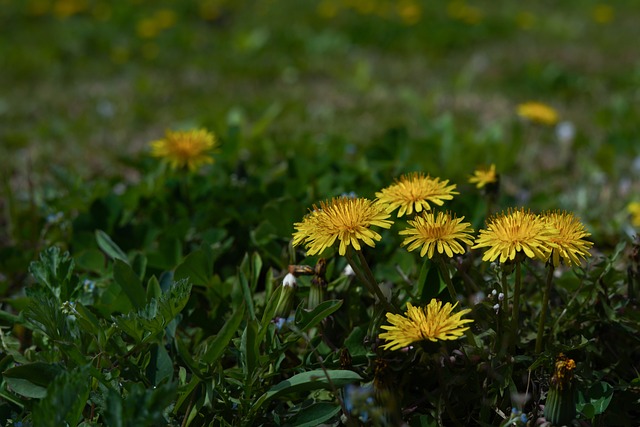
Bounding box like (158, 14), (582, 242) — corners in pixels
(1, 0), (640, 425)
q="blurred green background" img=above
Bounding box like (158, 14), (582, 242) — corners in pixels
(1, 0), (639, 240)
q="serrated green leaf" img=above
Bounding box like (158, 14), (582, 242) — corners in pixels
(113, 258), (146, 310)
(95, 230), (128, 263)
(294, 299), (343, 332)
(24, 295), (75, 342)
(114, 279), (192, 344)
(28, 246), (77, 302)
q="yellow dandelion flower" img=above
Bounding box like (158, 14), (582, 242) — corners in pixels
(379, 299), (473, 350)
(472, 208), (556, 263)
(376, 173), (458, 217)
(627, 202), (640, 227)
(150, 129), (217, 171)
(400, 211), (474, 259)
(517, 101), (559, 126)
(542, 211), (593, 267)
(468, 164), (498, 189)
(292, 197), (393, 256)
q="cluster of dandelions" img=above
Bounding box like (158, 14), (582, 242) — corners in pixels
(290, 171), (593, 351)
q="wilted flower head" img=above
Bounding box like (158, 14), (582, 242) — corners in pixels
(150, 128), (217, 171)
(473, 208), (557, 263)
(517, 101), (558, 126)
(375, 172), (458, 217)
(542, 211), (593, 267)
(379, 299), (473, 350)
(292, 197), (393, 256)
(400, 211), (474, 259)
(468, 164), (498, 189)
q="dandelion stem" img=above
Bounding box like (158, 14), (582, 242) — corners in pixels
(437, 257), (458, 302)
(535, 263), (555, 353)
(346, 249), (396, 312)
(499, 267), (510, 355)
(510, 261), (522, 352)
(437, 257), (476, 346)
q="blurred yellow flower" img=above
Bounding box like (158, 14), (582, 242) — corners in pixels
(379, 300), (473, 350)
(53, 0), (87, 18)
(517, 101), (559, 126)
(292, 197), (393, 256)
(400, 211), (474, 259)
(397, 0), (421, 25)
(473, 208), (557, 263)
(447, 0), (483, 25)
(376, 172), (458, 217)
(592, 4), (614, 24)
(150, 129), (217, 171)
(542, 211), (592, 267)
(515, 11), (536, 30)
(628, 202), (640, 227)
(468, 164), (498, 189)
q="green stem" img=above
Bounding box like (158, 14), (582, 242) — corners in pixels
(499, 267), (510, 356)
(345, 249), (396, 312)
(535, 263), (555, 353)
(510, 261), (522, 352)
(437, 257), (476, 346)
(437, 257), (458, 303)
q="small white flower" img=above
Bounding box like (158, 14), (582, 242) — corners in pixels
(498, 292), (504, 301)
(493, 303), (500, 313)
(491, 289), (497, 296)
(283, 273), (297, 288)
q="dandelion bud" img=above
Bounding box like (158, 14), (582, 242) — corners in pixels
(544, 354), (577, 425)
(274, 273), (297, 319)
(308, 275), (326, 310)
(343, 264), (355, 277)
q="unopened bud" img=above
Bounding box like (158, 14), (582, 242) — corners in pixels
(274, 273), (297, 319)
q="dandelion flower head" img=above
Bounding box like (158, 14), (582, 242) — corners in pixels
(517, 101), (559, 126)
(627, 202), (640, 227)
(472, 208), (557, 263)
(400, 211), (474, 259)
(552, 353), (576, 390)
(543, 211), (593, 267)
(468, 164), (498, 189)
(379, 299), (473, 350)
(292, 197), (393, 256)
(376, 172), (458, 217)
(150, 128), (217, 171)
